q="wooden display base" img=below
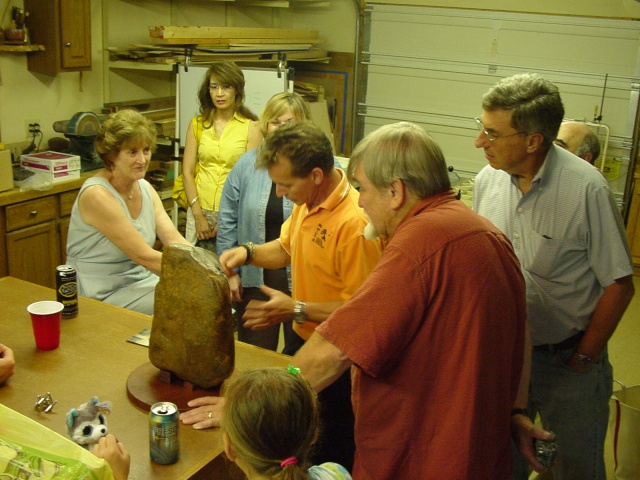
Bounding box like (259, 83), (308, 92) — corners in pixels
(126, 362), (219, 412)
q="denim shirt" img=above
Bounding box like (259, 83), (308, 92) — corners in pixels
(217, 149), (294, 289)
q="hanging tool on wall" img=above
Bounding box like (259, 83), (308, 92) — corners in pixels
(594, 73), (608, 123)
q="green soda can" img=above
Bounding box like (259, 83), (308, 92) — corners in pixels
(149, 402), (180, 464)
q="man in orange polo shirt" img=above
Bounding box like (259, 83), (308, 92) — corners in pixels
(181, 121), (381, 471)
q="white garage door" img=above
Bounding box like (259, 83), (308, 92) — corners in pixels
(357, 4), (640, 206)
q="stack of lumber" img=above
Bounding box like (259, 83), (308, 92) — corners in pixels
(149, 26), (320, 45)
(294, 81), (325, 102)
(109, 26), (329, 65)
(102, 97), (176, 138)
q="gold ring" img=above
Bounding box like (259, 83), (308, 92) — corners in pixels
(208, 412), (212, 419)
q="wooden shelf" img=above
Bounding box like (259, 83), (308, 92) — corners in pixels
(108, 60), (174, 71)
(0, 44), (45, 53)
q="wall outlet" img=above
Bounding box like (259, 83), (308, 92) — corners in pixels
(24, 120), (41, 138)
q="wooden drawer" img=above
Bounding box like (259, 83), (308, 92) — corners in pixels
(59, 189), (79, 217)
(5, 196), (58, 232)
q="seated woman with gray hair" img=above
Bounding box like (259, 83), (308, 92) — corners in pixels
(66, 109), (190, 315)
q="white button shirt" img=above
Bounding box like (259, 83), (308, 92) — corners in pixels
(473, 144), (633, 344)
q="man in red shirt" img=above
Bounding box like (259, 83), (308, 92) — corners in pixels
(294, 122), (527, 479)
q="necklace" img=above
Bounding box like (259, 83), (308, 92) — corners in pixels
(126, 183), (136, 200)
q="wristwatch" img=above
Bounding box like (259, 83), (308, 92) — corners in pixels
(572, 352), (593, 367)
(293, 301), (307, 324)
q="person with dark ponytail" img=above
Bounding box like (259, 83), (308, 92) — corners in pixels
(182, 60), (262, 250)
(221, 367), (351, 480)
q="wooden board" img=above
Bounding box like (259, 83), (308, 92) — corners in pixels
(126, 362), (219, 412)
(153, 119), (176, 137)
(104, 96), (176, 113)
(148, 37), (321, 46)
(274, 49), (328, 60)
(149, 25), (318, 40)
(0, 44), (44, 52)
(141, 110), (175, 121)
(228, 43), (313, 50)
(138, 54), (264, 64)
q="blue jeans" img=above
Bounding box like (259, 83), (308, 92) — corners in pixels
(512, 346), (613, 480)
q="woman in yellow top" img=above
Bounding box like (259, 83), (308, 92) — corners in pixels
(182, 61), (262, 248)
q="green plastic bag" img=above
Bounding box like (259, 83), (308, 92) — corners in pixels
(0, 403), (114, 480)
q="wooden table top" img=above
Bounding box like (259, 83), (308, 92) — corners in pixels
(0, 276), (291, 479)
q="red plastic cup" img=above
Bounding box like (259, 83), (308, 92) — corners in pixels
(27, 301), (64, 350)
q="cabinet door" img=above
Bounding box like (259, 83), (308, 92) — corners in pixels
(60, 0), (91, 70)
(24, 0), (91, 73)
(7, 221), (61, 289)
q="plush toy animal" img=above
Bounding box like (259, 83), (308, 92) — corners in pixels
(66, 396), (112, 449)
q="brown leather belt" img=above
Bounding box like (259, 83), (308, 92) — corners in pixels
(533, 331), (584, 352)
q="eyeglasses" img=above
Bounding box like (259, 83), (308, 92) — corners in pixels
(474, 117), (526, 143)
(269, 119), (293, 128)
(209, 84), (234, 92)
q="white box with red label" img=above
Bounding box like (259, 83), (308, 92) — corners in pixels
(20, 151), (81, 182)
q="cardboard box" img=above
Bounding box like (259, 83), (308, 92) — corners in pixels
(594, 156), (622, 182)
(20, 151), (81, 173)
(20, 151), (81, 183)
(306, 100), (335, 154)
(0, 150), (13, 192)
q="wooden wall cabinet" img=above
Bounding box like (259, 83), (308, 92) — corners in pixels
(24, 0), (91, 74)
(626, 174), (640, 275)
(1, 186), (80, 289)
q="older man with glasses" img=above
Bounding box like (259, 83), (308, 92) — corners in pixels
(473, 73), (635, 480)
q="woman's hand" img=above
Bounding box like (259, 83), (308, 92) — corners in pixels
(179, 396), (226, 429)
(194, 212), (214, 240)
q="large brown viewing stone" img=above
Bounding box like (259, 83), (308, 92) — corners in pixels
(149, 244), (234, 389)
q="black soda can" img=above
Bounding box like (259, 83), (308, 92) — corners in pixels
(56, 265), (78, 318)
(149, 402), (180, 464)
